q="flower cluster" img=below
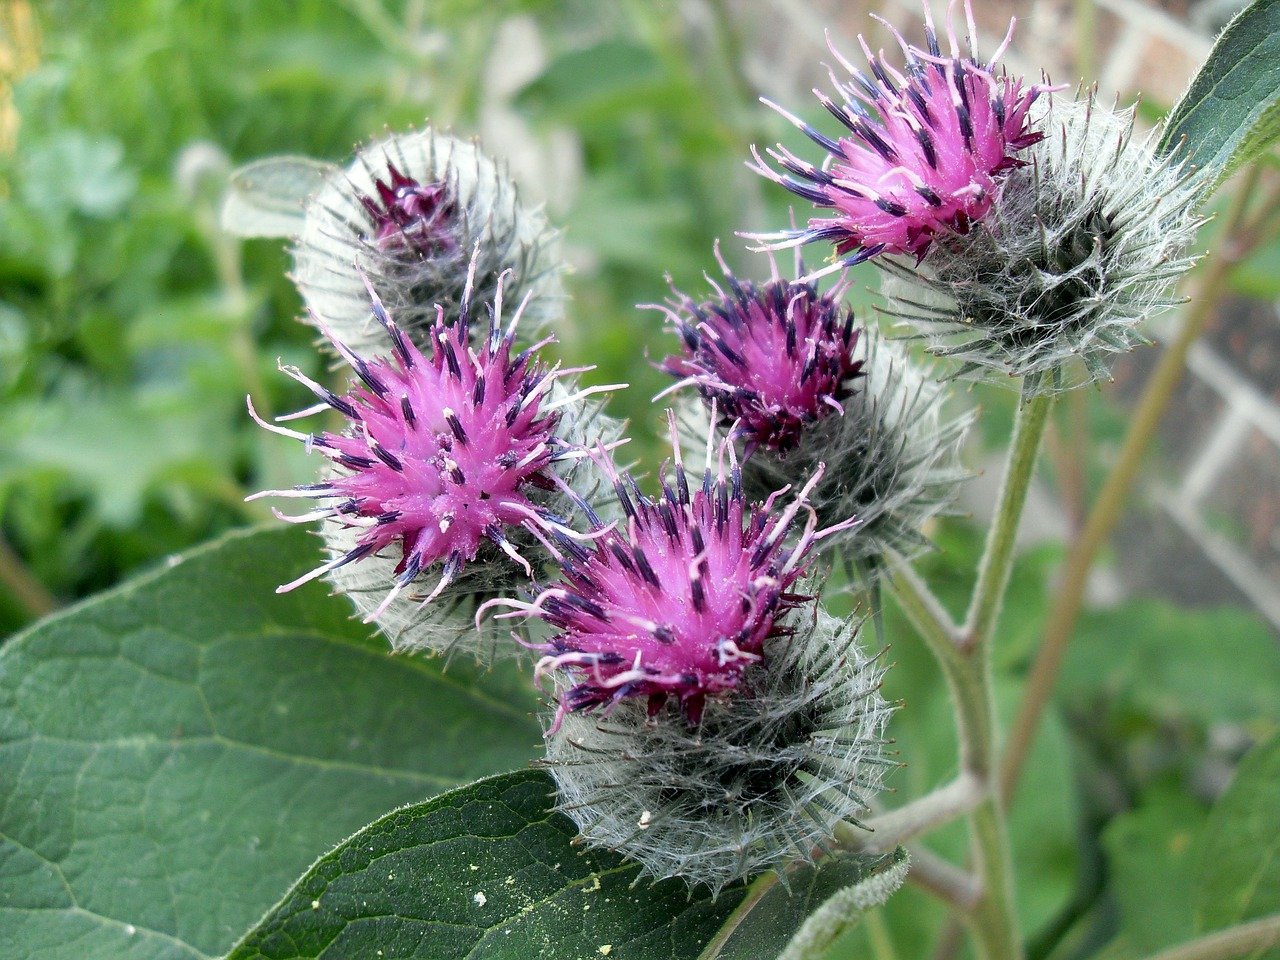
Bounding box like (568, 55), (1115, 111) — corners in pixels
(243, 0), (1207, 896)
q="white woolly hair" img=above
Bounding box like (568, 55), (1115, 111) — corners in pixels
(292, 126), (564, 356)
(881, 95), (1205, 390)
(324, 388), (624, 662)
(678, 329), (970, 576)
(544, 604), (895, 892)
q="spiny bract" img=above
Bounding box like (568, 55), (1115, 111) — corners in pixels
(750, 0), (1049, 276)
(250, 281), (618, 659)
(654, 246), (863, 455)
(881, 95), (1204, 388)
(484, 417), (855, 726)
(545, 605), (894, 892)
(292, 126), (564, 355)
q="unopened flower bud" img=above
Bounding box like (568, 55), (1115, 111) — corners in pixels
(293, 126), (564, 355)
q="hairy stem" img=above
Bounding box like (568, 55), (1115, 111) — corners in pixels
(906, 845), (984, 911)
(1138, 914), (1280, 960)
(888, 554), (963, 653)
(999, 167), (1277, 805)
(836, 772), (985, 854)
(963, 375), (1054, 653)
(961, 376), (1054, 960)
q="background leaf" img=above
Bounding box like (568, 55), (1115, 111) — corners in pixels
(1191, 736), (1280, 940)
(1158, 0), (1280, 186)
(0, 526), (540, 960)
(222, 156), (338, 238)
(227, 769), (744, 960)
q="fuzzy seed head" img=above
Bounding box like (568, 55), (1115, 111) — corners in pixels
(882, 96), (1205, 388)
(656, 248), (863, 453)
(491, 420), (856, 726)
(751, 1), (1048, 271)
(293, 127), (564, 355)
(545, 606), (894, 891)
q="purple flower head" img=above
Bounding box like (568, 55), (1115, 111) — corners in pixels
(485, 416), (856, 729)
(357, 162), (459, 256)
(653, 245), (864, 454)
(750, 1), (1050, 274)
(250, 279), (607, 620)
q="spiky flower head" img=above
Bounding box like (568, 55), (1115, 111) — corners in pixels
(681, 329), (970, 572)
(250, 281), (618, 658)
(545, 605), (894, 891)
(881, 96), (1204, 388)
(750, 1), (1049, 274)
(485, 417), (856, 727)
(293, 126), (563, 355)
(654, 245), (863, 454)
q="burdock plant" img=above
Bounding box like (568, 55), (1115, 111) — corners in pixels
(10, 6), (1271, 960)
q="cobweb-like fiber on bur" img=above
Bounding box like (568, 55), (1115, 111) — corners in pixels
(293, 127), (564, 356)
(545, 605), (894, 892)
(882, 96), (1204, 389)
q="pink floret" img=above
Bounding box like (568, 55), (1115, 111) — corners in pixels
(485, 421), (856, 728)
(751, 1), (1050, 268)
(656, 249), (862, 453)
(250, 285), (567, 611)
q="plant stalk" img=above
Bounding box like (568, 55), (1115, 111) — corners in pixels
(962, 376), (1054, 960)
(1138, 914), (1280, 960)
(836, 772), (985, 854)
(963, 375), (1054, 654)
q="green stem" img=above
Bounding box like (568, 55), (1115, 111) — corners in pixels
(1138, 914), (1280, 960)
(887, 555), (963, 657)
(835, 773), (985, 854)
(961, 376), (1054, 960)
(963, 375), (1054, 653)
(697, 872), (779, 960)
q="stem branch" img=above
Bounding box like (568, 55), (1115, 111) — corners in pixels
(836, 772), (986, 854)
(1139, 914), (1280, 960)
(905, 846), (984, 911)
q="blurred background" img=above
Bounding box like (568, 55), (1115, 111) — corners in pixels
(1, 1), (1277, 957)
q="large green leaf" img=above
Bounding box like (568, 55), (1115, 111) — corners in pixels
(226, 769), (739, 960)
(0, 526), (540, 960)
(227, 769), (905, 960)
(1158, 0), (1280, 186)
(1192, 736), (1280, 938)
(1100, 787), (1206, 957)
